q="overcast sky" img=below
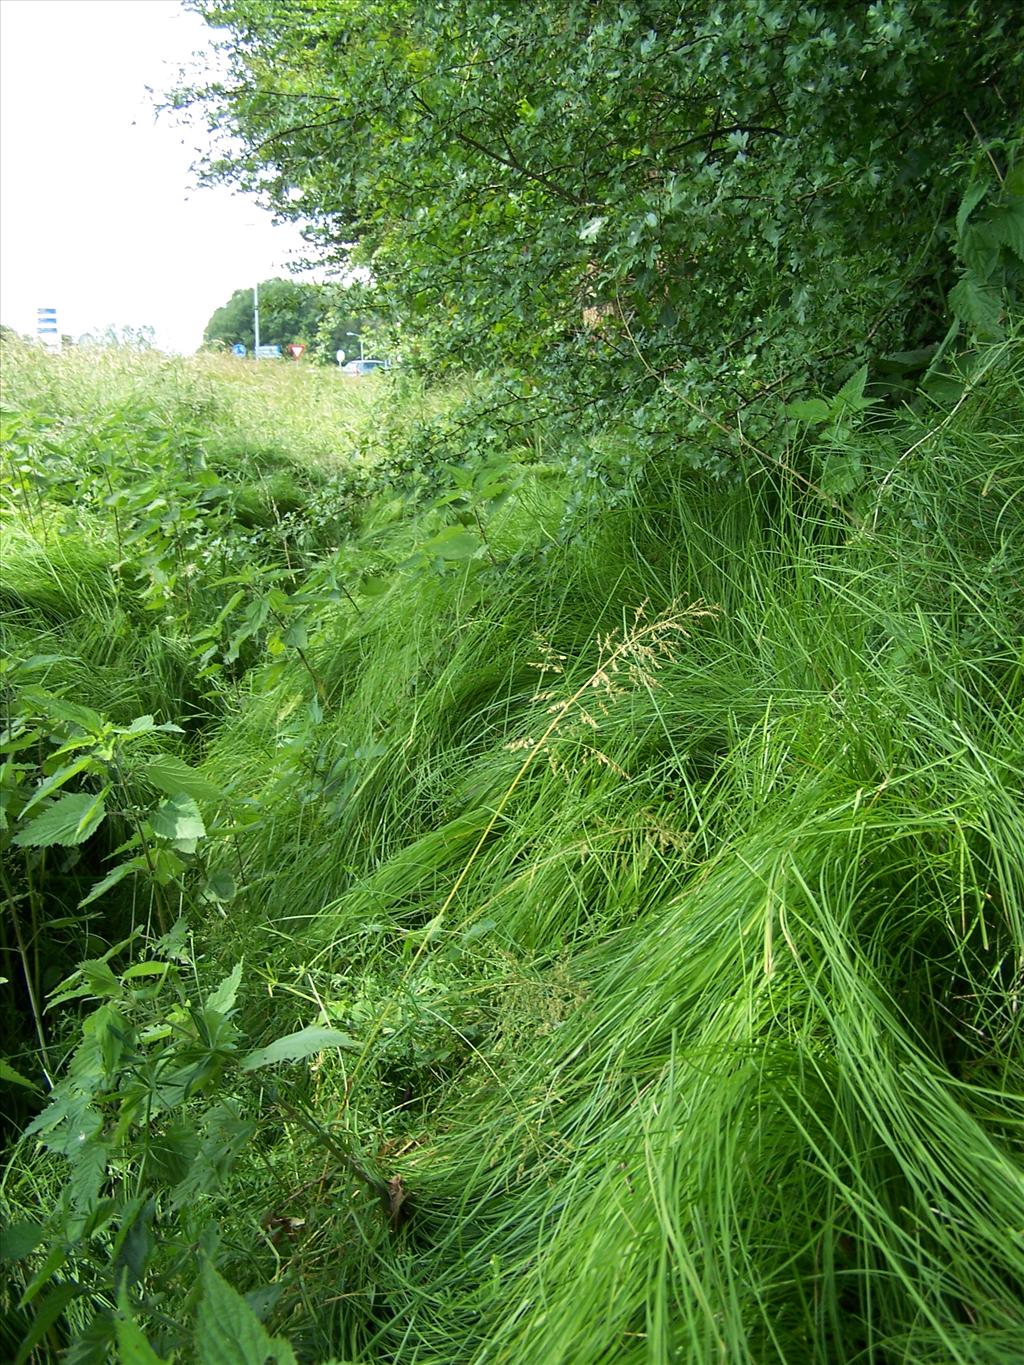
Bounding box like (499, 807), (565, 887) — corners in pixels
(0, 0), (314, 353)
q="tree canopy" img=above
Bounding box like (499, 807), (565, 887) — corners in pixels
(177, 0), (1022, 467)
(203, 277), (364, 361)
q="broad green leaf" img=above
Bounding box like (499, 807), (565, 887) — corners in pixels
(281, 618), (308, 649)
(151, 793), (205, 845)
(422, 527), (483, 561)
(201, 868), (237, 904)
(784, 397), (831, 424)
(145, 754), (223, 804)
(116, 715), (156, 736)
(0, 1220), (44, 1260)
(206, 961), (243, 1015)
(241, 1025), (359, 1072)
(948, 271), (1003, 332)
(835, 365), (868, 407)
(13, 790), (107, 847)
(196, 1263), (297, 1365)
(989, 197), (1024, 263)
(20, 756), (94, 817)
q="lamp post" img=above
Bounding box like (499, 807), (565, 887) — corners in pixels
(345, 330), (363, 361)
(253, 281), (261, 353)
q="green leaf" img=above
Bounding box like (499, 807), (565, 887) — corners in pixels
(79, 857), (146, 908)
(196, 1262), (298, 1365)
(0, 1059), (40, 1090)
(15, 1283), (82, 1365)
(784, 397), (832, 424)
(13, 790), (107, 847)
(241, 1025), (359, 1072)
(151, 793), (206, 845)
(988, 197), (1024, 263)
(201, 868), (237, 904)
(116, 715), (156, 736)
(948, 271), (1003, 332)
(956, 179), (991, 236)
(281, 618), (308, 649)
(116, 1285), (170, 1365)
(206, 962), (243, 1015)
(835, 365), (868, 407)
(0, 1221), (44, 1260)
(20, 756), (94, 817)
(422, 526), (483, 561)
(145, 755), (223, 804)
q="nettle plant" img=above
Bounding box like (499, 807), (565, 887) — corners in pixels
(4, 936), (369, 1364)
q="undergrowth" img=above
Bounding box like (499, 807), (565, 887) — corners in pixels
(1, 331), (1023, 1362)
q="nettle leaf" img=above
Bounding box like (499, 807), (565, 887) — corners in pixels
(989, 197), (1024, 263)
(835, 365), (869, 407)
(151, 793), (206, 846)
(956, 179), (991, 236)
(116, 1285), (171, 1365)
(949, 271), (1003, 332)
(421, 526), (483, 561)
(0, 1059), (40, 1090)
(784, 397), (832, 424)
(13, 790), (107, 847)
(80, 856), (147, 908)
(206, 961), (243, 1015)
(201, 868), (237, 905)
(241, 1025), (359, 1072)
(0, 1220), (44, 1260)
(196, 1262), (298, 1365)
(145, 755), (223, 804)
(20, 757), (94, 818)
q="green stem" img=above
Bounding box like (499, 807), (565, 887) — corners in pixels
(1, 862), (54, 1087)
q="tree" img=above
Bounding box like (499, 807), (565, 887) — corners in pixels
(176, 0), (1022, 466)
(203, 277), (363, 361)
(78, 323), (156, 349)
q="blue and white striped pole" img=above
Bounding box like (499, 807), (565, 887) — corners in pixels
(36, 307), (60, 351)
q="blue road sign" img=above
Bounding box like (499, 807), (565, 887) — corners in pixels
(232, 343), (247, 356)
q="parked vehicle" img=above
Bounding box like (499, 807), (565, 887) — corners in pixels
(341, 358), (389, 375)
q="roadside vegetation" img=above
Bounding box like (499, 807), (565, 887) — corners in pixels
(3, 2), (1024, 1361)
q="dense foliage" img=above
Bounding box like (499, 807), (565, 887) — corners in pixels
(203, 277), (365, 362)
(3, 1), (1024, 1361)
(178, 0), (1022, 465)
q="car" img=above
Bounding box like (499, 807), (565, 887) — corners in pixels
(341, 358), (390, 375)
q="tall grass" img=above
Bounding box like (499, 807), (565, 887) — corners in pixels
(209, 340), (1022, 1362)
(2, 335), (1022, 1362)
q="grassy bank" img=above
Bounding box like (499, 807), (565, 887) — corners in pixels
(2, 335), (1023, 1362)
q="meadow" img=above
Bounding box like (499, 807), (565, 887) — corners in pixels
(2, 333), (1023, 1363)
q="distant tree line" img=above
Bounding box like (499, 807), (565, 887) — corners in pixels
(202, 278), (367, 362)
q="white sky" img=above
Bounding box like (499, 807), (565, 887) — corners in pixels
(0, 0), (316, 353)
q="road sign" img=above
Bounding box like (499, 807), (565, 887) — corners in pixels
(288, 343), (306, 359)
(336, 349), (346, 366)
(37, 307), (60, 350)
(232, 343), (247, 357)
(255, 344), (282, 359)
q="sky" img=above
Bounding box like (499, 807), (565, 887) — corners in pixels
(0, 0), (315, 353)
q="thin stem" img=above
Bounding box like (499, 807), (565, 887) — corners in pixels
(1, 862), (54, 1087)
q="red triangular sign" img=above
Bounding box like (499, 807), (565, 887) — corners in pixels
(288, 344), (306, 358)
